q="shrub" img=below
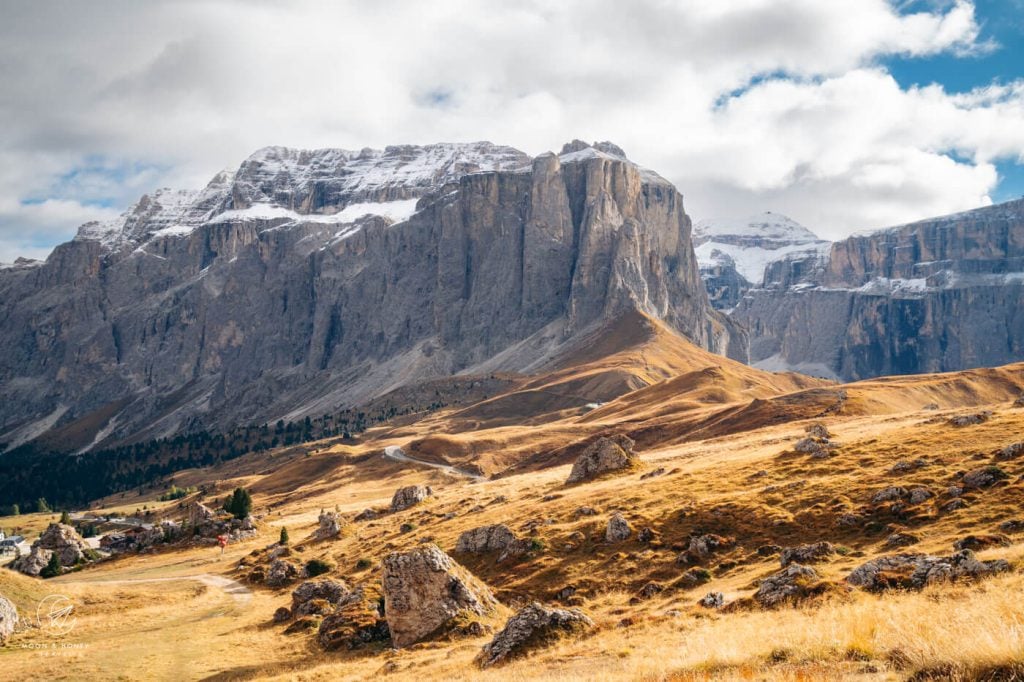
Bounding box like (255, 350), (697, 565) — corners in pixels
(305, 558), (333, 577)
(399, 522), (416, 533)
(279, 527), (290, 545)
(355, 557), (373, 571)
(59, 510), (71, 525)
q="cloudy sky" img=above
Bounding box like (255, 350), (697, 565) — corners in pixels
(1, 0), (1023, 261)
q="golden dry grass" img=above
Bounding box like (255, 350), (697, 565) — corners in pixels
(5, 318), (1024, 680)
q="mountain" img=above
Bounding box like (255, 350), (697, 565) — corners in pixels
(0, 140), (743, 452)
(733, 199), (1024, 380)
(692, 212), (830, 310)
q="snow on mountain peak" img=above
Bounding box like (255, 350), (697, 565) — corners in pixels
(693, 212), (830, 286)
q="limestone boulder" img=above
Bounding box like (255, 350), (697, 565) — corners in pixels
(477, 602), (593, 668)
(566, 435), (639, 484)
(382, 544), (498, 648)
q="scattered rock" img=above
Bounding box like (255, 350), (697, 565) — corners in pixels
(942, 498), (969, 512)
(952, 534), (1011, 551)
(871, 487), (909, 504)
(314, 510), (343, 540)
(885, 532), (920, 548)
(637, 527), (657, 544)
(805, 422), (831, 439)
(996, 442), (1024, 460)
(890, 459), (929, 474)
(949, 411), (992, 427)
(998, 520), (1024, 533)
(574, 506), (599, 517)
(698, 592), (725, 609)
(780, 542), (835, 567)
(273, 606), (292, 623)
(455, 524), (530, 562)
(847, 550), (1010, 592)
(757, 544), (781, 557)
(477, 602), (594, 668)
(635, 582), (664, 600)
(677, 568), (712, 588)
(266, 559), (301, 587)
(908, 488), (934, 505)
(754, 564), (821, 607)
(1015, 393), (1024, 408)
(836, 513), (864, 528)
(318, 586), (390, 651)
(354, 508), (379, 522)
(390, 485), (433, 513)
(292, 579), (350, 616)
(566, 435), (640, 484)
(686, 534), (736, 560)
(0, 594), (17, 643)
(640, 467), (666, 480)
(922, 403), (940, 410)
(381, 544), (498, 648)
(605, 513), (632, 543)
(962, 466), (1009, 489)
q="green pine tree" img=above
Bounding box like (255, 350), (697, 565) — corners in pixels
(59, 510), (71, 525)
(41, 552), (62, 579)
(36, 497), (50, 513)
(279, 526), (289, 545)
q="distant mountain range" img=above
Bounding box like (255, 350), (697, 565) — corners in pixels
(2, 138), (1022, 454)
(0, 140), (740, 453)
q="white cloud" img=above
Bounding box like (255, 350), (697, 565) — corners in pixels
(0, 0), (1021, 255)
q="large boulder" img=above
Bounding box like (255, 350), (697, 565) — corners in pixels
(314, 510), (343, 540)
(390, 485), (433, 512)
(566, 435), (639, 484)
(477, 602), (594, 668)
(12, 547), (54, 577)
(36, 523), (89, 566)
(846, 550), (1010, 592)
(754, 564), (821, 607)
(382, 544), (498, 648)
(0, 594), (17, 643)
(291, 579), (350, 616)
(455, 524), (530, 562)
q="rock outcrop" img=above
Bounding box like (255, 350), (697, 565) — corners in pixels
(0, 594), (17, 643)
(455, 524), (530, 562)
(0, 140), (740, 454)
(477, 602), (593, 668)
(314, 510), (343, 540)
(734, 199), (1024, 381)
(291, 579), (350, 616)
(846, 550), (1010, 592)
(566, 435), (639, 484)
(754, 563), (821, 607)
(381, 544), (498, 648)
(317, 585), (390, 651)
(13, 523), (89, 575)
(390, 485), (432, 512)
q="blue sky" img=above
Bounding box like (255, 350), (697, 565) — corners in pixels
(0, 0), (1023, 259)
(884, 0), (1024, 201)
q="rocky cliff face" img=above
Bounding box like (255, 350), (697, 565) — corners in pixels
(693, 213), (830, 310)
(733, 199), (1024, 380)
(0, 140), (739, 450)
